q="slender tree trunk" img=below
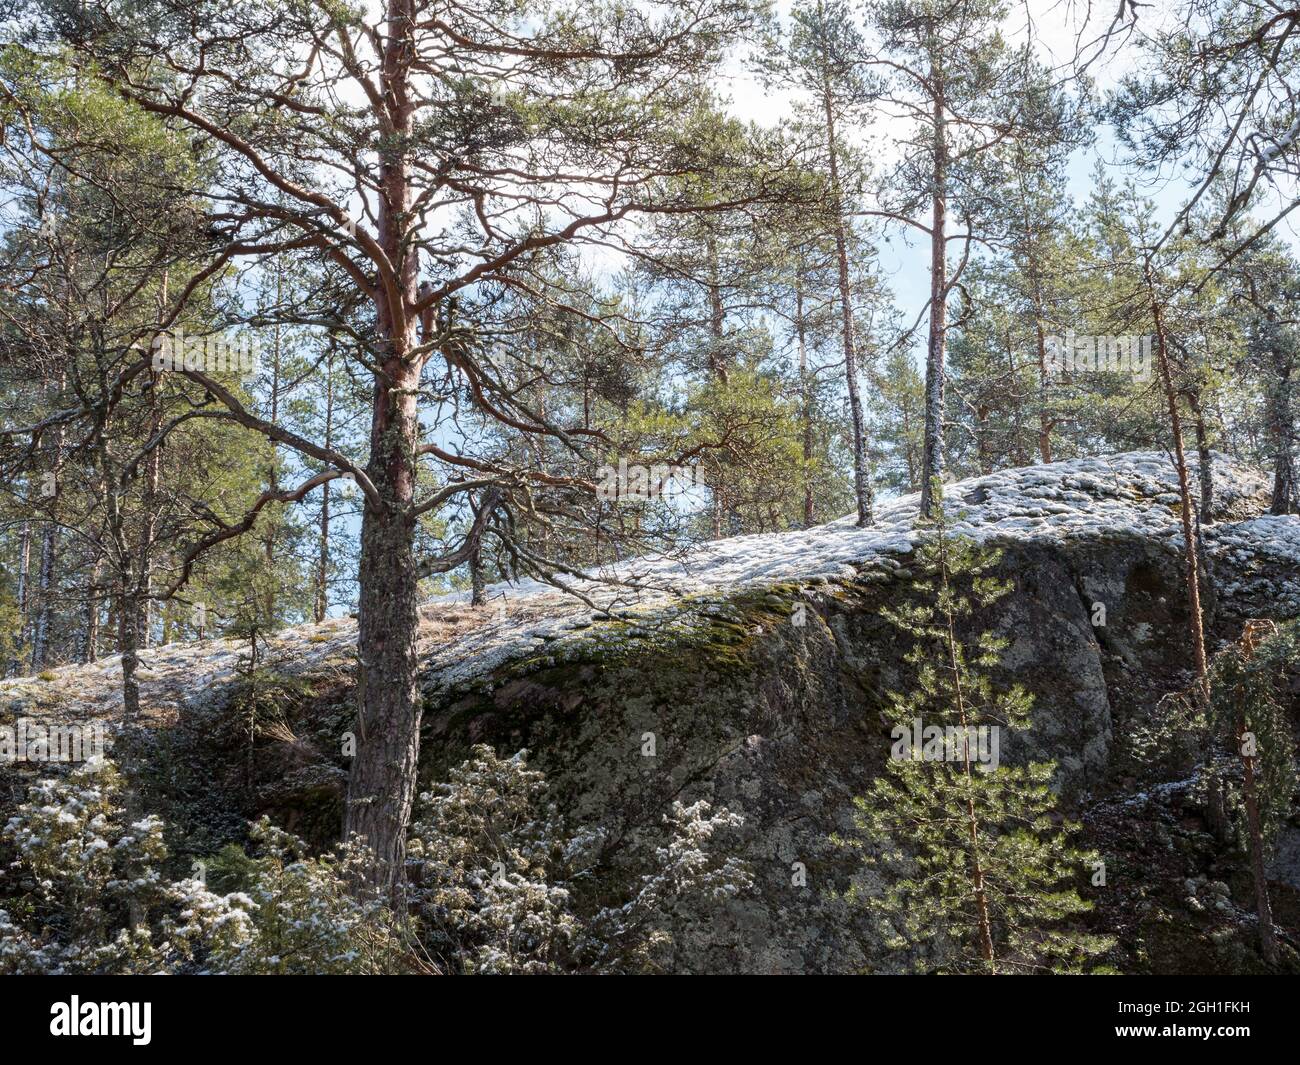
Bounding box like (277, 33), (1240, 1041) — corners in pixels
(1148, 264), (1209, 698)
(110, 490), (143, 722)
(32, 371), (67, 670)
(11, 519), (31, 675)
(1021, 178), (1052, 465)
(1268, 347), (1296, 515)
(136, 402), (160, 649)
(264, 266), (283, 625)
(83, 556), (101, 663)
(820, 75), (872, 527)
(315, 482), (331, 624)
(796, 276), (816, 528)
(470, 541), (486, 606)
(31, 524), (57, 670)
(1034, 318), (1052, 464)
(704, 231), (729, 386)
(315, 340), (335, 625)
(704, 232), (742, 534)
(94, 367), (142, 722)
(138, 278), (164, 649)
(920, 59), (948, 517)
(117, 589), (142, 722)
(1188, 388), (1214, 525)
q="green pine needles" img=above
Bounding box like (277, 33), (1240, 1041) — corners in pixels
(1207, 621), (1298, 852)
(1204, 620), (1299, 964)
(839, 482), (1113, 974)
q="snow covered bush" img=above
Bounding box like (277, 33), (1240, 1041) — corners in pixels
(0, 761), (253, 973)
(1, 751), (749, 975)
(583, 799), (753, 973)
(407, 745), (752, 973)
(203, 818), (412, 974)
(0, 762), (407, 974)
(407, 746), (579, 973)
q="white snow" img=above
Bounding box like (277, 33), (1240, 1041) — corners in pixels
(413, 451), (1285, 690)
(455, 452), (1273, 610)
(1261, 116), (1300, 163)
(2, 451), (1292, 710)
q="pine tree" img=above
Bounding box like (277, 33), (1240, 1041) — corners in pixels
(840, 484), (1111, 973)
(760, 0), (878, 526)
(861, 0), (1073, 515)
(36, 0), (779, 898)
(1205, 620), (1298, 966)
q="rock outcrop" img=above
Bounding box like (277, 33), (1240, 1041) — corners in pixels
(4, 452), (1299, 973)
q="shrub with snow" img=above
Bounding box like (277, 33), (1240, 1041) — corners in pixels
(203, 818), (411, 974)
(1, 750), (751, 974)
(407, 744), (752, 973)
(0, 761), (252, 974)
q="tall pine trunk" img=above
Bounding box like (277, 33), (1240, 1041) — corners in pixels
(116, 590), (142, 722)
(820, 73), (872, 527)
(1148, 265), (1209, 698)
(136, 399), (160, 649)
(263, 268), (284, 625)
(83, 555), (101, 663)
(32, 371), (67, 669)
(343, 0), (425, 902)
(108, 483), (143, 722)
(920, 60), (947, 517)
(11, 519), (31, 676)
(705, 232), (729, 386)
(314, 340), (335, 625)
(32, 524), (57, 670)
(1268, 347), (1296, 514)
(1021, 176), (1052, 465)
(345, 382), (422, 902)
(315, 482), (331, 625)
(138, 281), (164, 649)
(1033, 319), (1052, 464)
(796, 275), (816, 528)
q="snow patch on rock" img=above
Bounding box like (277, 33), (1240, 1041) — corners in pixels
(2, 451), (1290, 715)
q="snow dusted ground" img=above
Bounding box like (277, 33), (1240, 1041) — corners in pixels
(463, 450), (1272, 601)
(1, 451), (1291, 718)
(416, 450), (1282, 688)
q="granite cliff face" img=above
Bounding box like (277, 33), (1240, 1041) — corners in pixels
(411, 456), (1299, 973)
(4, 452), (1300, 972)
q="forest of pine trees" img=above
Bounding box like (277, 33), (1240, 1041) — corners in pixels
(0, 0), (1298, 994)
